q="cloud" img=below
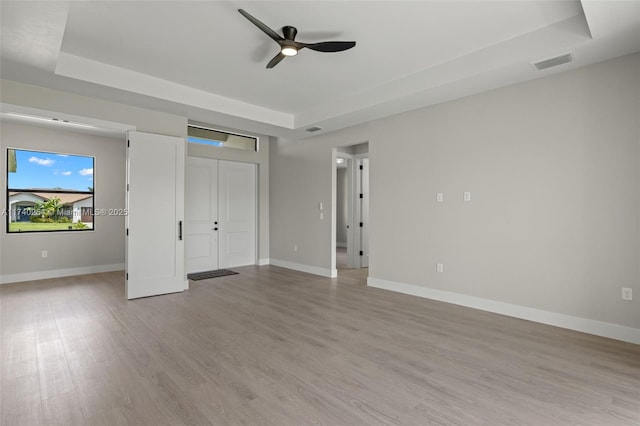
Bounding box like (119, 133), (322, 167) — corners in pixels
(61, 171), (72, 176)
(28, 156), (54, 166)
(78, 168), (93, 176)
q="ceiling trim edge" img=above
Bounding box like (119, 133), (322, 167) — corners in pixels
(54, 52), (295, 129)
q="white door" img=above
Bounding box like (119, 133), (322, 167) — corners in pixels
(186, 158), (218, 273)
(359, 158), (370, 268)
(345, 158), (355, 268)
(218, 161), (256, 268)
(126, 131), (185, 299)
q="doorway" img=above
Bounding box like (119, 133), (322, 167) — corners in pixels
(186, 157), (257, 273)
(334, 143), (369, 275)
(336, 155), (351, 270)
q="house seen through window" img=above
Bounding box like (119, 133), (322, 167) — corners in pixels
(6, 148), (95, 233)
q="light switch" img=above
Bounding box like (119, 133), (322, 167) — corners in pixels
(436, 193), (444, 203)
(319, 202), (323, 211)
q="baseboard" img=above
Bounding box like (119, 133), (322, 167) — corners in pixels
(258, 258), (270, 266)
(368, 277), (640, 345)
(1, 263), (125, 285)
(336, 242), (347, 248)
(269, 259), (336, 278)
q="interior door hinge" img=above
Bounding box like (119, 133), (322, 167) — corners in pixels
(359, 222), (363, 227)
(359, 165), (363, 170)
(359, 251), (363, 256)
(126, 228), (129, 236)
(359, 193), (363, 199)
(127, 140), (130, 148)
(126, 273), (128, 280)
(126, 184), (129, 191)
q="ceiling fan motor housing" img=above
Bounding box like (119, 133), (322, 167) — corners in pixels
(282, 26), (297, 40)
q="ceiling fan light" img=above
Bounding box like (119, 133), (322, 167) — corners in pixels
(281, 46), (298, 56)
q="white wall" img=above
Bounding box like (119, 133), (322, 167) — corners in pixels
(270, 53), (640, 342)
(1, 121), (125, 282)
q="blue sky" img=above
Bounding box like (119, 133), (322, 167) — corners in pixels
(8, 149), (94, 192)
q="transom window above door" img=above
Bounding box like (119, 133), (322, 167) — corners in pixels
(187, 125), (258, 152)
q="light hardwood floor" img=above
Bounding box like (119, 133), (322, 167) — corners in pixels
(2, 266), (639, 425)
(336, 247), (348, 270)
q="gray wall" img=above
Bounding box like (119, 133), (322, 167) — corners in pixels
(271, 138), (336, 270)
(0, 79), (187, 282)
(270, 53), (640, 331)
(0, 80), (270, 277)
(1, 121), (125, 276)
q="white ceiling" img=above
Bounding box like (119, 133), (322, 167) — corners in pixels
(1, 1), (639, 139)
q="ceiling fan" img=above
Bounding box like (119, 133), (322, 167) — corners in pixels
(238, 9), (356, 69)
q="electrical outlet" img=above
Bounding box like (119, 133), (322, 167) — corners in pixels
(41, 250), (48, 258)
(622, 287), (632, 301)
(464, 192), (471, 201)
(437, 263), (444, 273)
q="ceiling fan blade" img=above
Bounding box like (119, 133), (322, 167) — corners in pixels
(266, 52), (286, 69)
(238, 9), (283, 43)
(304, 41), (356, 53)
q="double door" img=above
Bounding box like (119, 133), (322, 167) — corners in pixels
(186, 157), (256, 273)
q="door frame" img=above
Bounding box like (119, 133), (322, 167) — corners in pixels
(355, 155), (369, 268)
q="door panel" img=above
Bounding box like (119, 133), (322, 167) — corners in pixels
(226, 232), (249, 254)
(186, 158), (218, 273)
(126, 131), (185, 299)
(219, 161), (256, 268)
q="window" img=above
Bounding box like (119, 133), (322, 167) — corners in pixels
(6, 148), (95, 233)
(187, 125), (258, 151)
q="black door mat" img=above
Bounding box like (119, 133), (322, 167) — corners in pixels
(187, 269), (239, 281)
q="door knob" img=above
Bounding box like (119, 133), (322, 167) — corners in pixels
(214, 227), (218, 231)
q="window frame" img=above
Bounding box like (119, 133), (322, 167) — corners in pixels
(6, 148), (96, 234)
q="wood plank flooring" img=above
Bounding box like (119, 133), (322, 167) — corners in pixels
(1, 266), (639, 425)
